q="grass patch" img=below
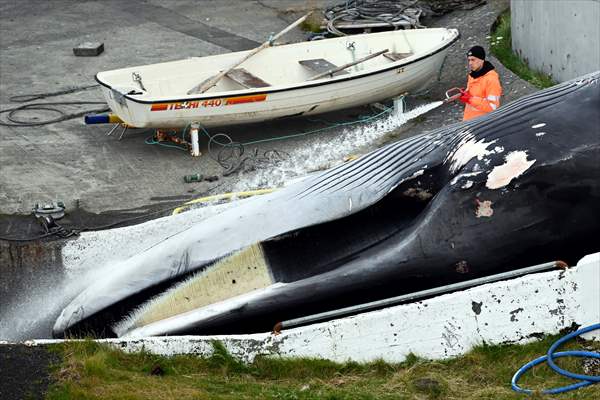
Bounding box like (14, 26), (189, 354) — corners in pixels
(46, 335), (599, 399)
(490, 10), (555, 88)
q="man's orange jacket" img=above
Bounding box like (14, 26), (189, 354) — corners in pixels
(463, 64), (502, 121)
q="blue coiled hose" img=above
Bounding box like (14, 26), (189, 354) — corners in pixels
(511, 323), (600, 394)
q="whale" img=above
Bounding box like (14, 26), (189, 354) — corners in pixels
(53, 71), (600, 338)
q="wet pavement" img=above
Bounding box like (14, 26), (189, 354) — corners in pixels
(0, 0), (534, 236)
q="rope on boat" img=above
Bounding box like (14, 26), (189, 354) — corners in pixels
(0, 85), (108, 127)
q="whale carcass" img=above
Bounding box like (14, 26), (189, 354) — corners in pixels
(54, 72), (600, 338)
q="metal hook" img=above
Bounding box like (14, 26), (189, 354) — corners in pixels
(132, 72), (146, 91)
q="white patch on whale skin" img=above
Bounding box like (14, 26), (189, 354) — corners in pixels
(446, 132), (498, 173)
(486, 151), (536, 190)
(462, 180), (474, 189)
(531, 123), (546, 129)
(386, 168), (426, 194)
(535, 132), (546, 137)
(411, 169), (425, 178)
(450, 171), (482, 186)
(475, 199), (494, 218)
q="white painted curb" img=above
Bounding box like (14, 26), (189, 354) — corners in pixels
(16, 253), (600, 363)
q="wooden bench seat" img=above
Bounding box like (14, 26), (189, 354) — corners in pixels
(298, 59), (349, 76)
(225, 68), (270, 88)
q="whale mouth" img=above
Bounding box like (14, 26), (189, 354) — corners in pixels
(56, 189), (433, 338)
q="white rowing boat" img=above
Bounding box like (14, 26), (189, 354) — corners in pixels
(96, 28), (459, 128)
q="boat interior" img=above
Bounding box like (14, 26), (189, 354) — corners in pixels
(97, 28), (457, 99)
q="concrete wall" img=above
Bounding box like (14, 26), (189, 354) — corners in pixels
(14, 253), (600, 363)
(511, 0), (600, 82)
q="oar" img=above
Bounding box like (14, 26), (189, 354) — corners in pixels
(189, 12), (312, 94)
(308, 49), (389, 81)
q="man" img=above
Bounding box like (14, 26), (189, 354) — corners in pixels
(460, 45), (502, 121)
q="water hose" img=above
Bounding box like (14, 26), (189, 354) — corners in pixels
(511, 323), (600, 394)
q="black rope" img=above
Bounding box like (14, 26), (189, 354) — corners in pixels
(323, 0), (487, 36)
(0, 85), (109, 127)
(203, 130), (290, 176)
(0, 101), (109, 127)
(0, 204), (182, 242)
(8, 84), (100, 103)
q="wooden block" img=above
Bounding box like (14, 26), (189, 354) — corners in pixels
(73, 42), (104, 56)
(298, 59), (349, 75)
(225, 68), (270, 88)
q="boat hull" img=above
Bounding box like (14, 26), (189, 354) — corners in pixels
(97, 29), (459, 128)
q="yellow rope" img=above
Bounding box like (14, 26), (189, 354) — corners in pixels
(172, 188), (276, 215)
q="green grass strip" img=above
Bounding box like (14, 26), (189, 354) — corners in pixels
(45, 333), (599, 400)
(490, 10), (555, 89)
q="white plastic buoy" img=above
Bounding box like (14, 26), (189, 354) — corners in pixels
(190, 122), (200, 157)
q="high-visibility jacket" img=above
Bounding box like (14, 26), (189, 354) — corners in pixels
(463, 63), (502, 121)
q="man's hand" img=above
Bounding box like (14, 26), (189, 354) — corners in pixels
(459, 89), (472, 104)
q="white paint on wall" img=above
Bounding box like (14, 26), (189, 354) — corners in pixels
(18, 253), (600, 364)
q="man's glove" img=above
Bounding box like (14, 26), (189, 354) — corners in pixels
(459, 89), (472, 104)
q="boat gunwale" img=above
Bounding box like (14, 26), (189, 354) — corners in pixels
(95, 29), (460, 104)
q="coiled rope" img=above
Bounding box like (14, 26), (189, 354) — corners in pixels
(0, 85), (108, 127)
(145, 104), (393, 176)
(323, 0), (487, 36)
(512, 323), (600, 395)
(324, 0), (425, 36)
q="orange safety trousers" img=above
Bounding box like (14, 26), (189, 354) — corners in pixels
(463, 69), (502, 121)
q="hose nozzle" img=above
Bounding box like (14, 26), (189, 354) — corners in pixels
(444, 87), (464, 103)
